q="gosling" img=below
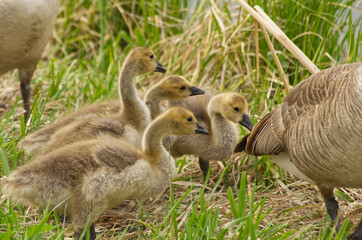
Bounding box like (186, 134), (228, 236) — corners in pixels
(170, 92), (253, 178)
(30, 75), (204, 155)
(0, 107), (209, 240)
(19, 47), (166, 154)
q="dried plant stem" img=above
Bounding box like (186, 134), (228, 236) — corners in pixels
(254, 5), (320, 74)
(254, 21), (260, 84)
(258, 23), (291, 93)
(235, 0), (320, 75)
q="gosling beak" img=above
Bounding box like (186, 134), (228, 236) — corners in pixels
(195, 122), (209, 134)
(189, 86), (205, 96)
(155, 60), (167, 73)
(239, 114), (253, 131)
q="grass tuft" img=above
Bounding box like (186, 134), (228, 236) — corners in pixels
(0, 0), (361, 239)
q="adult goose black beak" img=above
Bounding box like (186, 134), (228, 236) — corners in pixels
(239, 114), (253, 131)
(195, 122), (209, 134)
(190, 86), (205, 96)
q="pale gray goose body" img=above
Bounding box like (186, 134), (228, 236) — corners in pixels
(0, 0), (60, 120)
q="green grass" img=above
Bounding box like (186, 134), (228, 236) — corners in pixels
(0, 0), (361, 239)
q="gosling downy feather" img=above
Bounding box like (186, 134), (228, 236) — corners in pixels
(33, 75), (205, 156)
(144, 75), (205, 119)
(19, 47), (166, 155)
(170, 92), (253, 178)
(0, 107), (208, 240)
(234, 62), (362, 239)
(0, 0), (60, 120)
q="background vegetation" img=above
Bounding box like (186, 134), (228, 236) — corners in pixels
(0, 0), (361, 239)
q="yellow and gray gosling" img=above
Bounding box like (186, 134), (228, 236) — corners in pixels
(1, 107), (208, 240)
(170, 92), (253, 178)
(19, 47), (166, 155)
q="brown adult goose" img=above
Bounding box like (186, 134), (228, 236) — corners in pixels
(234, 62), (362, 239)
(0, 0), (60, 120)
(1, 107), (209, 240)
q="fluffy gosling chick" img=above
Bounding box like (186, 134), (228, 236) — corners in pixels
(19, 47), (166, 154)
(144, 75), (205, 119)
(170, 92), (253, 178)
(0, 107), (208, 240)
(32, 75), (204, 156)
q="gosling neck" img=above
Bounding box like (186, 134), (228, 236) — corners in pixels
(142, 116), (170, 160)
(118, 61), (150, 130)
(144, 86), (166, 119)
(209, 108), (236, 144)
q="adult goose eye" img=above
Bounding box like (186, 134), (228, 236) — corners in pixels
(234, 107), (239, 112)
(187, 117), (192, 122)
(150, 54), (154, 59)
(180, 86), (186, 90)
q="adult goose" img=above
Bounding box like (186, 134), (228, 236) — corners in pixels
(234, 62), (362, 239)
(0, 0), (60, 120)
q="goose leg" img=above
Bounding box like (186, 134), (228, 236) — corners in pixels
(19, 67), (35, 121)
(199, 158), (209, 179)
(74, 224), (96, 240)
(318, 185), (341, 232)
(348, 219), (362, 240)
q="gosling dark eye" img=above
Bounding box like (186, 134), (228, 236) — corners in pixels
(187, 117), (192, 122)
(234, 107), (239, 112)
(150, 54), (154, 59)
(180, 86), (186, 90)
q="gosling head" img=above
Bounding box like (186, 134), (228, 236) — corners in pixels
(161, 107), (209, 136)
(157, 75), (205, 99)
(209, 92), (253, 131)
(127, 47), (166, 74)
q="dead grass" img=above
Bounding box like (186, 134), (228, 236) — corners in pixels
(0, 0), (361, 239)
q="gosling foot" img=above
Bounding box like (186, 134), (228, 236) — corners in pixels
(198, 158), (209, 180)
(74, 224), (96, 240)
(348, 219), (362, 240)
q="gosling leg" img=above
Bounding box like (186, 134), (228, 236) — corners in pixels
(19, 67), (35, 121)
(199, 158), (209, 179)
(74, 223), (96, 240)
(348, 219), (362, 240)
(318, 185), (341, 232)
